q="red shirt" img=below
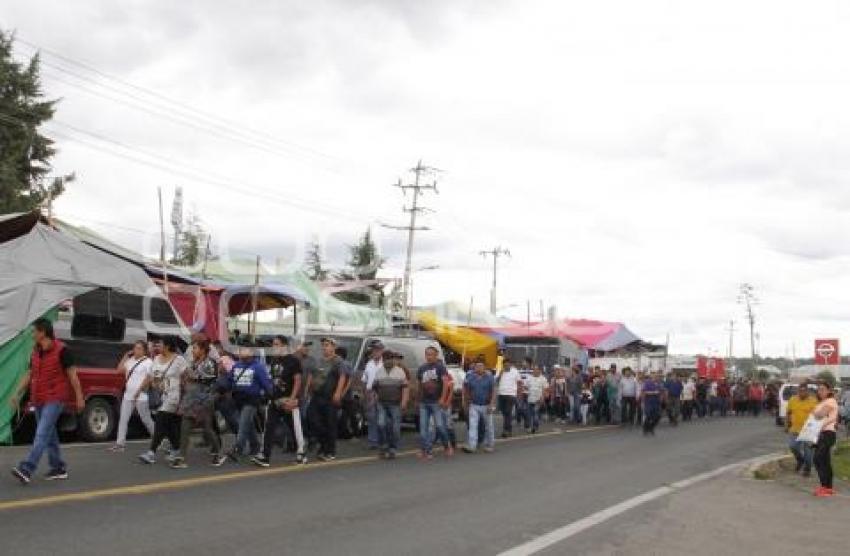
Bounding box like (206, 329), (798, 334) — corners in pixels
(29, 339), (74, 406)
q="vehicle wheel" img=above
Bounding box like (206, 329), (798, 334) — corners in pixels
(79, 398), (116, 442)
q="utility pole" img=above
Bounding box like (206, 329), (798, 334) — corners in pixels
(738, 283), (758, 378)
(170, 186), (183, 262)
(480, 246), (511, 314)
(381, 160), (439, 324)
(725, 320), (735, 378)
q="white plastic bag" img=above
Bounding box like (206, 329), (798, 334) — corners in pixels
(796, 414), (824, 444)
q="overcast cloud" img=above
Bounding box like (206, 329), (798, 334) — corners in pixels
(3, 0), (850, 356)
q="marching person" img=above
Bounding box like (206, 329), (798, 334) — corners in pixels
(812, 381), (839, 497)
(641, 372), (662, 436)
(550, 366), (568, 424)
(619, 368), (638, 427)
(497, 358), (521, 438)
(525, 366), (549, 434)
(10, 318), (84, 484)
(138, 336), (188, 465)
(255, 335), (306, 466)
(224, 345), (274, 464)
(110, 340), (154, 452)
(306, 338), (349, 462)
(462, 361), (497, 453)
(663, 373), (682, 426)
(361, 340), (384, 450)
(416, 345), (452, 459)
(173, 338), (225, 468)
(372, 350), (409, 459)
(785, 382), (816, 477)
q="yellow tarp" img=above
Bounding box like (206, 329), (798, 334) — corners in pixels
(417, 311), (499, 368)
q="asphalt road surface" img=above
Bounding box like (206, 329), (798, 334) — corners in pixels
(0, 416), (783, 555)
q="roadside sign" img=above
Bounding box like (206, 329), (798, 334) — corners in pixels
(814, 338), (840, 365)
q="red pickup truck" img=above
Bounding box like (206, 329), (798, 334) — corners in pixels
(15, 311), (181, 443)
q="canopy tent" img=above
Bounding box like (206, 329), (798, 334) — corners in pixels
(192, 259), (391, 332)
(0, 213), (168, 346)
(416, 311), (499, 368)
(167, 282), (311, 341)
(472, 318), (643, 352)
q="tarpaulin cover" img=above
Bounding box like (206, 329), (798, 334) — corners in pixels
(417, 311), (499, 367)
(0, 215), (166, 346)
(0, 309), (56, 444)
(474, 318), (641, 352)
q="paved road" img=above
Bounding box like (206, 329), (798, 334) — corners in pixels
(0, 417), (783, 555)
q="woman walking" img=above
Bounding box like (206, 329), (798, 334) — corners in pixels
(812, 381), (839, 497)
(172, 338), (226, 468)
(110, 341), (155, 452)
(138, 336), (188, 465)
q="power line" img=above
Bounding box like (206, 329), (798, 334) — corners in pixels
(13, 36), (352, 169)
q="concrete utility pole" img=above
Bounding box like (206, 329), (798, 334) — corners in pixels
(738, 283), (758, 377)
(480, 246), (511, 314)
(725, 320), (735, 377)
(170, 186), (183, 262)
(381, 160), (439, 323)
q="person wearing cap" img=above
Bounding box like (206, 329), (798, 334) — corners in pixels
(372, 350), (409, 459)
(306, 338), (349, 462)
(226, 346), (274, 463)
(362, 340), (385, 450)
(416, 345), (453, 459)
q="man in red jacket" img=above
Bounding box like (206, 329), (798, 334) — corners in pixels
(9, 318), (84, 484)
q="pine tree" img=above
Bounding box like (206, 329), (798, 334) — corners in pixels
(0, 31), (68, 213)
(303, 241), (329, 281)
(334, 228), (386, 306)
(171, 212), (208, 267)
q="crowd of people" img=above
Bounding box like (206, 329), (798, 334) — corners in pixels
(6, 319), (845, 501)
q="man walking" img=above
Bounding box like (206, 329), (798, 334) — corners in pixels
(462, 362), (497, 453)
(663, 374), (683, 426)
(306, 338), (349, 462)
(641, 372), (663, 436)
(226, 346), (274, 463)
(619, 368), (638, 426)
(372, 351), (409, 459)
(681, 376), (696, 421)
(11, 319), (84, 484)
(568, 366), (583, 423)
(606, 364), (621, 425)
(525, 366), (549, 434)
(255, 336), (306, 467)
(361, 340), (384, 450)
(417, 345), (453, 459)
(497, 359), (521, 437)
(786, 382), (817, 476)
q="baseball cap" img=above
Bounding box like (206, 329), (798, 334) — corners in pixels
(320, 337), (337, 345)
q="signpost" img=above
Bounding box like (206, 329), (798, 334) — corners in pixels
(814, 338), (840, 365)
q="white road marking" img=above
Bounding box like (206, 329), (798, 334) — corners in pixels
(498, 453), (782, 556)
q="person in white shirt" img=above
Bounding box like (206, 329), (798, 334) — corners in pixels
(110, 340), (154, 452)
(525, 366), (550, 433)
(361, 340), (384, 449)
(618, 368), (638, 427)
(681, 377), (696, 421)
(497, 360), (522, 438)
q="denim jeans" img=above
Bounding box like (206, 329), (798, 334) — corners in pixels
(788, 434), (813, 471)
(366, 393), (379, 447)
(234, 404), (259, 455)
(419, 402), (449, 454)
(376, 402), (401, 451)
(572, 392), (582, 423)
(467, 404), (494, 450)
(526, 401), (542, 431)
(21, 402), (66, 475)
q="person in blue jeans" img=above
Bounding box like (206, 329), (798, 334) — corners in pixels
(372, 351), (409, 459)
(225, 346), (274, 464)
(11, 318), (84, 484)
(417, 346), (453, 459)
(463, 362), (497, 453)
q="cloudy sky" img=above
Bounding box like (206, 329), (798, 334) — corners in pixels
(4, 0), (850, 356)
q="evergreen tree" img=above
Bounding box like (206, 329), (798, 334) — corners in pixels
(171, 212), (208, 267)
(303, 241), (329, 281)
(0, 31), (67, 213)
(334, 228), (386, 306)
